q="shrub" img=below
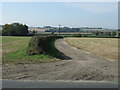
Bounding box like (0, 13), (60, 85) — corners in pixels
(27, 35), (63, 58)
(72, 34), (82, 37)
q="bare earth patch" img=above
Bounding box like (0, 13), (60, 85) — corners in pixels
(65, 38), (118, 61)
(2, 60), (118, 82)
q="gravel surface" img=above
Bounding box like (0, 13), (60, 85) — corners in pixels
(2, 38), (118, 82)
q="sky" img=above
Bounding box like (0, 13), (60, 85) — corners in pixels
(1, 2), (118, 29)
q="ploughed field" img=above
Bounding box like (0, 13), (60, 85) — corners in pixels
(65, 38), (118, 61)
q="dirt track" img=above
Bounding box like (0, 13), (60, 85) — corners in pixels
(2, 39), (118, 82)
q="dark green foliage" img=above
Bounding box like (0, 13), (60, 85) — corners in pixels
(30, 30), (37, 35)
(95, 31), (99, 35)
(106, 32), (111, 36)
(27, 36), (46, 55)
(118, 32), (120, 37)
(27, 35), (63, 59)
(2, 23), (29, 36)
(32, 30), (36, 34)
(72, 34), (82, 37)
(45, 27), (80, 32)
(111, 31), (117, 36)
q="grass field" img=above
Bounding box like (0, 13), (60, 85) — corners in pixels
(65, 38), (118, 61)
(2, 36), (58, 63)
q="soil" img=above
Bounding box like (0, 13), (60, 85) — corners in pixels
(2, 39), (118, 82)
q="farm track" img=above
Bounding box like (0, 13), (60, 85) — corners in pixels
(2, 38), (118, 82)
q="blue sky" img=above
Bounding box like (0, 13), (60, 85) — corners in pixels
(2, 2), (118, 29)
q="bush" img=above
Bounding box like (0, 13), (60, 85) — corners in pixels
(72, 34), (82, 37)
(27, 35), (63, 58)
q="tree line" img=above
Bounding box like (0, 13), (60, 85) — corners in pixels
(2, 22), (118, 37)
(2, 23), (29, 36)
(45, 27), (80, 33)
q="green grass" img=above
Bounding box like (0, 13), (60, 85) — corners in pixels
(2, 36), (59, 63)
(2, 36), (30, 43)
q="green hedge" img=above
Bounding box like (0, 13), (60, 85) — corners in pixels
(26, 35), (63, 59)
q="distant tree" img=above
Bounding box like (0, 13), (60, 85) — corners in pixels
(95, 31), (99, 35)
(99, 32), (104, 35)
(45, 27), (80, 33)
(32, 30), (36, 34)
(118, 33), (120, 36)
(2, 23), (29, 36)
(111, 31), (117, 36)
(107, 32), (112, 36)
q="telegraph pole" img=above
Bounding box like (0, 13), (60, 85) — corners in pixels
(59, 25), (61, 36)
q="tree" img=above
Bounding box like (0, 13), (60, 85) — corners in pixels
(107, 32), (112, 36)
(2, 24), (12, 36)
(32, 30), (36, 35)
(111, 31), (117, 36)
(2, 23), (29, 36)
(95, 31), (99, 35)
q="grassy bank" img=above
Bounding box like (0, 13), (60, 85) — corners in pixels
(27, 35), (63, 59)
(2, 36), (59, 63)
(65, 38), (118, 61)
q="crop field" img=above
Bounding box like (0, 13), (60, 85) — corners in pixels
(2, 36), (58, 63)
(28, 27), (48, 32)
(65, 38), (118, 61)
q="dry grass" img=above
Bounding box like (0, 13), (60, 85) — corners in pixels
(65, 38), (118, 61)
(2, 36), (31, 55)
(28, 28), (48, 31)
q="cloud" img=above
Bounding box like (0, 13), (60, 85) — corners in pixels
(63, 2), (118, 14)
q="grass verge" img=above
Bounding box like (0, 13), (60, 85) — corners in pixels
(2, 36), (59, 64)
